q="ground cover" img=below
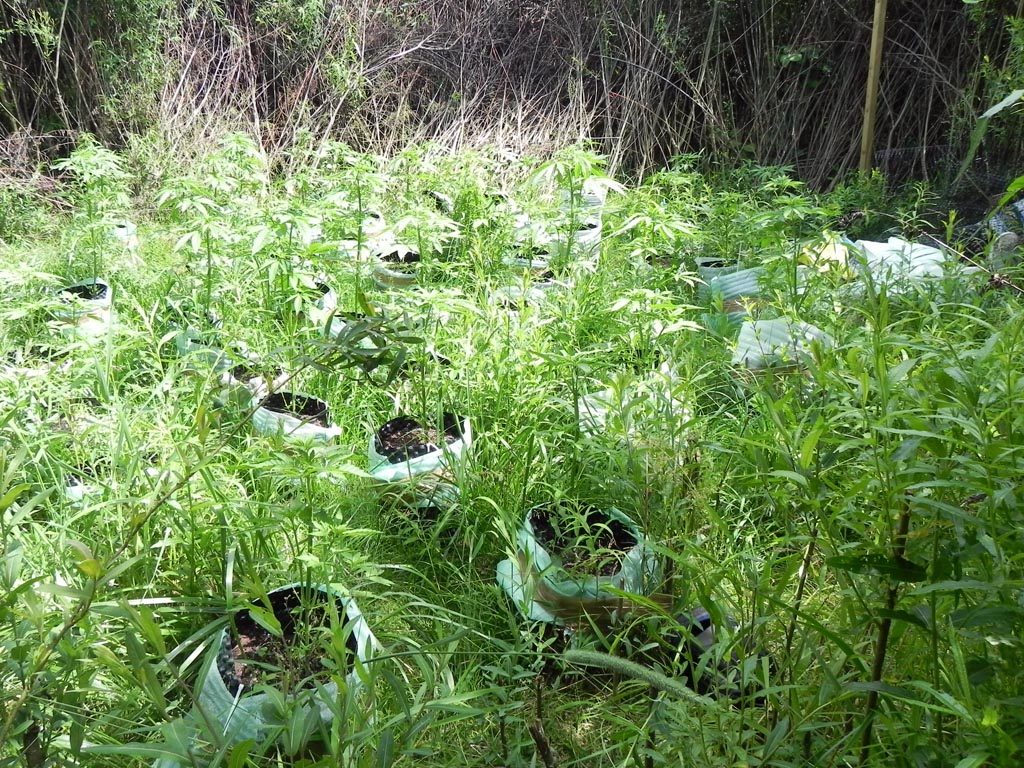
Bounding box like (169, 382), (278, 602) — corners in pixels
(1, 138), (1023, 767)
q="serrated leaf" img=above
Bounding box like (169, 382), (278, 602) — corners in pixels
(251, 226), (273, 255)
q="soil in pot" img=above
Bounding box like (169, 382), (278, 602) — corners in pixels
(375, 414), (464, 463)
(220, 587), (359, 697)
(530, 504), (637, 578)
(60, 281), (108, 301)
(380, 248), (421, 274)
(229, 359), (284, 384)
(259, 392), (330, 428)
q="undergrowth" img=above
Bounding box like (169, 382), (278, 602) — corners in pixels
(1, 136), (1023, 767)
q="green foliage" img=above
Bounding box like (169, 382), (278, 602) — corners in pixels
(1, 141), (1024, 767)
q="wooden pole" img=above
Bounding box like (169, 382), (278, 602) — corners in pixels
(859, 0), (890, 173)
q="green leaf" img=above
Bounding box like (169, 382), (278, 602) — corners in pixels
(77, 559), (104, 579)
(955, 754), (991, 768)
(828, 553), (927, 582)
(0, 483), (30, 514)
(768, 469), (808, 488)
(798, 418), (825, 470)
(887, 356), (917, 386)
(875, 608), (930, 630)
(997, 174), (1024, 209)
(246, 605), (282, 637)
(910, 579), (1000, 596)
(954, 89), (1024, 187)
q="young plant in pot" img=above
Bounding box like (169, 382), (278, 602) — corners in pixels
(220, 350), (288, 400)
(252, 390), (342, 442)
(493, 266), (564, 313)
(503, 242), (553, 274)
(51, 278), (115, 341)
(496, 501), (660, 629)
(368, 413), (472, 484)
(50, 141), (131, 341)
(194, 583), (378, 752)
(371, 244), (421, 288)
(695, 255), (742, 282)
(621, 605), (766, 702)
(369, 414), (470, 514)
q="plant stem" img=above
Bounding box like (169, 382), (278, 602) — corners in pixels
(859, 502), (912, 765)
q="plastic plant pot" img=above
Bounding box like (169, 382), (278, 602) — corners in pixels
(65, 476), (98, 505)
(112, 221), (139, 251)
(572, 217), (602, 253)
(308, 280), (338, 330)
(368, 414), (472, 483)
(372, 245), (420, 288)
(732, 318), (831, 370)
(220, 355), (288, 399)
(426, 190), (455, 213)
(696, 256), (742, 282)
(360, 210), (387, 239)
(196, 584), (377, 748)
(251, 391), (341, 442)
(52, 278), (114, 340)
(173, 327), (233, 371)
(496, 503), (659, 627)
(503, 244), (552, 273)
(494, 269), (565, 313)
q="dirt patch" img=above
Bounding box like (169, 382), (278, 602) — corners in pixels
(375, 414), (463, 462)
(259, 392), (330, 428)
(530, 503), (637, 578)
(220, 587), (358, 696)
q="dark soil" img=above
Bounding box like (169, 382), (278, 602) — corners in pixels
(530, 503), (637, 577)
(380, 249), (421, 273)
(259, 392), (330, 427)
(230, 360), (283, 384)
(375, 413), (463, 463)
(60, 281), (107, 301)
(219, 587), (359, 697)
(534, 269), (556, 283)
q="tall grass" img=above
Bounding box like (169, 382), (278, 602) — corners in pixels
(1, 136), (1023, 766)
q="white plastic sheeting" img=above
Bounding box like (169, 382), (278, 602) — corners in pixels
(732, 318), (831, 370)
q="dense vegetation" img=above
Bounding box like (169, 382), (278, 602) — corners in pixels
(2, 1), (1023, 180)
(1, 135), (1023, 767)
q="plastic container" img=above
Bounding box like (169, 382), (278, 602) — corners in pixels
(196, 583), (377, 747)
(52, 278), (114, 340)
(496, 503), (659, 626)
(251, 391), (341, 442)
(851, 237), (946, 287)
(368, 415), (472, 484)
